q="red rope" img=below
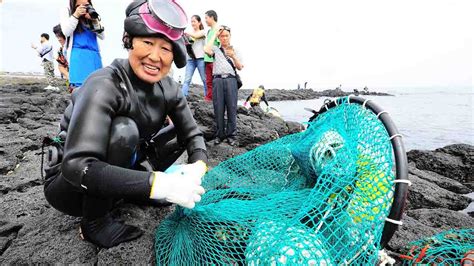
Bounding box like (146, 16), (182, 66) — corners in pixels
(414, 244), (430, 263)
(461, 250), (474, 265)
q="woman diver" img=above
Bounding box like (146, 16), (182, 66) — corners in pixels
(44, 0), (207, 248)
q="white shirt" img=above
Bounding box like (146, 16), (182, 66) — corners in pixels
(36, 41), (54, 62)
(191, 30), (206, 59)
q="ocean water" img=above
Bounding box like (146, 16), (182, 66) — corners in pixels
(464, 192), (474, 215)
(268, 87), (473, 151)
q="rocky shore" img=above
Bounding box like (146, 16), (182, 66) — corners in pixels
(238, 87), (392, 101)
(0, 76), (471, 264)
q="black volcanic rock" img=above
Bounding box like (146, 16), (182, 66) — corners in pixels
(387, 215), (442, 252)
(406, 208), (474, 229)
(0, 78), (304, 263)
(408, 144), (474, 188)
(387, 145), (474, 256)
(408, 163), (471, 194)
(406, 172), (471, 211)
(0, 77), (471, 263)
(237, 87), (392, 102)
(388, 209), (474, 253)
(188, 85), (303, 152)
(239, 88), (321, 101)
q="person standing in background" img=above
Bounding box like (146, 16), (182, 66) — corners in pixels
(182, 15), (207, 97)
(53, 24), (69, 82)
(31, 33), (57, 90)
(60, 0), (104, 91)
(203, 10), (219, 102)
(204, 25), (243, 146)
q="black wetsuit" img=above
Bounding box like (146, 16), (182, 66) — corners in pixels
(44, 58), (207, 218)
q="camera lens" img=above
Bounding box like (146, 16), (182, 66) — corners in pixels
(86, 5), (99, 19)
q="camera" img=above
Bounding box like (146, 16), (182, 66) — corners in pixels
(85, 4), (99, 19)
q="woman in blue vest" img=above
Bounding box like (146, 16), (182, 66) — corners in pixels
(60, 0), (104, 90)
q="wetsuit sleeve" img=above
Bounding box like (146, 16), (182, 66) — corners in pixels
(168, 86), (208, 164)
(61, 71), (151, 200)
(262, 93), (269, 106)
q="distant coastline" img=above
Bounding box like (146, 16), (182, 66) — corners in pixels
(0, 71), (46, 78)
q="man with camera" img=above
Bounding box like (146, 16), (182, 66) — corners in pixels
(60, 0), (104, 91)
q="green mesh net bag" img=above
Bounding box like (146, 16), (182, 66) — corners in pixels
(399, 229), (474, 265)
(155, 96), (409, 265)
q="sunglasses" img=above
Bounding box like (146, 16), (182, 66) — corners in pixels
(220, 25), (231, 33)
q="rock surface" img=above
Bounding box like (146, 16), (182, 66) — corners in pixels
(388, 145), (474, 258)
(237, 87), (392, 101)
(406, 170), (471, 211)
(408, 144), (473, 188)
(0, 76), (472, 263)
(0, 78), (301, 263)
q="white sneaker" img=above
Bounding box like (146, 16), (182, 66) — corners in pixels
(44, 85), (60, 91)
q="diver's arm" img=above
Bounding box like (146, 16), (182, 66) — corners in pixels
(168, 84), (208, 164)
(61, 70), (152, 200)
(246, 94), (252, 102)
(262, 93), (270, 107)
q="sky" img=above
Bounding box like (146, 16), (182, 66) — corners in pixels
(0, 0), (472, 90)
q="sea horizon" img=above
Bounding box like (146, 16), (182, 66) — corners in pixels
(1, 71), (472, 94)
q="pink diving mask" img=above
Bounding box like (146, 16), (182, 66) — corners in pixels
(139, 0), (187, 41)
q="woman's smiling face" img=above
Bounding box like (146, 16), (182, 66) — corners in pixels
(128, 36), (174, 84)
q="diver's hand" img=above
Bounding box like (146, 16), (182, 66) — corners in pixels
(149, 163), (206, 209)
(177, 160), (208, 177)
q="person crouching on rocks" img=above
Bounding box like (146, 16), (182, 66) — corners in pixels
(204, 25), (243, 146)
(244, 85), (270, 115)
(43, 0), (208, 248)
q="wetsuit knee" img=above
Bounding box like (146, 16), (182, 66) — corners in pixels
(107, 116), (139, 168)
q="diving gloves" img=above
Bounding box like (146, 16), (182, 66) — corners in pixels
(149, 160), (207, 209)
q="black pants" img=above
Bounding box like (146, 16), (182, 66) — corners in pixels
(212, 76), (238, 140)
(43, 116), (184, 218)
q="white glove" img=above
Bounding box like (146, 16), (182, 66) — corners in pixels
(149, 161), (207, 209)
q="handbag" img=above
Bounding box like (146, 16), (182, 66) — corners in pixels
(219, 47), (242, 89)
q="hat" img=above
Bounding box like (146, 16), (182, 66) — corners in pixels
(124, 0), (188, 68)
